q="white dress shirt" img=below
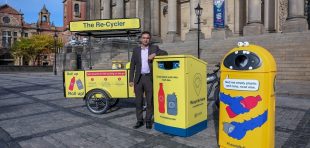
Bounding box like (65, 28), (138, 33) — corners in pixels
(141, 47), (150, 74)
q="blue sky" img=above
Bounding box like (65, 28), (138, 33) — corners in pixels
(0, 0), (63, 27)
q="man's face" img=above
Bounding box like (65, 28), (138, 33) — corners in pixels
(140, 33), (151, 47)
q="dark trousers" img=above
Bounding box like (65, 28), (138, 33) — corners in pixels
(134, 74), (153, 122)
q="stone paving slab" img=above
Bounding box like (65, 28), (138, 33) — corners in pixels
(0, 103), (55, 121)
(49, 98), (85, 108)
(0, 111), (88, 139)
(0, 73), (309, 148)
(0, 84), (34, 89)
(0, 97), (34, 108)
(275, 131), (290, 148)
(110, 113), (162, 136)
(19, 123), (143, 148)
(276, 96), (310, 110)
(21, 89), (62, 96)
(276, 108), (305, 130)
(0, 94), (20, 100)
(73, 106), (136, 119)
(32, 93), (65, 101)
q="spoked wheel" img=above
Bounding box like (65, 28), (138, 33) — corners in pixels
(85, 89), (110, 114)
(109, 98), (120, 108)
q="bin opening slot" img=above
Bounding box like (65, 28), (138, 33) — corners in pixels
(158, 61), (180, 70)
(235, 55), (248, 68)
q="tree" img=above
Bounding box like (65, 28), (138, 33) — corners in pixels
(12, 34), (63, 65)
(11, 38), (32, 65)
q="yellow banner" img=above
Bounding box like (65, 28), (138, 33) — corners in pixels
(70, 18), (140, 32)
(84, 70), (129, 98)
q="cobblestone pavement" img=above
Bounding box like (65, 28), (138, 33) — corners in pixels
(0, 73), (309, 148)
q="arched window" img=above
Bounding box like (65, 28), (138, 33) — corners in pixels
(42, 16), (47, 22)
(74, 4), (79, 13)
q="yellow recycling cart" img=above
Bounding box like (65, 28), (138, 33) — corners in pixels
(153, 55), (207, 137)
(219, 43), (276, 148)
(63, 68), (135, 114)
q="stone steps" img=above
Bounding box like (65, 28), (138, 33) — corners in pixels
(87, 31), (310, 96)
(159, 31), (310, 96)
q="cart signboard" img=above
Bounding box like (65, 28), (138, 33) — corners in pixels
(64, 71), (86, 98)
(70, 18), (141, 32)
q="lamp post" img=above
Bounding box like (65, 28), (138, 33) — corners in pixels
(53, 31), (58, 75)
(195, 3), (203, 59)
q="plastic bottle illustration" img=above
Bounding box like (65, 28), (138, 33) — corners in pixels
(167, 93), (177, 115)
(220, 93), (262, 118)
(158, 83), (165, 113)
(172, 62), (179, 69)
(76, 79), (84, 90)
(69, 77), (75, 91)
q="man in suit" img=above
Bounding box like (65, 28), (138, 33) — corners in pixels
(129, 31), (167, 129)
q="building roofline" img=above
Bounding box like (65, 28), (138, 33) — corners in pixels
(0, 4), (22, 15)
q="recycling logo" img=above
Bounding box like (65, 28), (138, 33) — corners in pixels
(193, 73), (202, 96)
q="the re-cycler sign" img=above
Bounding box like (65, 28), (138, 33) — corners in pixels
(69, 18), (141, 32)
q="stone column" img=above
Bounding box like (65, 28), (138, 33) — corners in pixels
(234, 0), (246, 35)
(243, 0), (264, 36)
(86, 0), (93, 19)
(94, 0), (101, 19)
(144, 0), (151, 32)
(151, 0), (162, 42)
(264, 0), (276, 32)
(166, 0), (179, 42)
(115, 0), (125, 18)
(102, 0), (111, 19)
(283, 0), (308, 32)
(185, 0), (204, 41)
(129, 0), (136, 18)
(137, 0), (144, 30)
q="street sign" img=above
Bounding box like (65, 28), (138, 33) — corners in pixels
(70, 18), (141, 32)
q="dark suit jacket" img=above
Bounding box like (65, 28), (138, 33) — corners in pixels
(129, 45), (168, 84)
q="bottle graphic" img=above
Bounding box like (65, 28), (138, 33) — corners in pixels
(158, 83), (165, 113)
(167, 93), (177, 115)
(76, 79), (84, 90)
(69, 77), (75, 91)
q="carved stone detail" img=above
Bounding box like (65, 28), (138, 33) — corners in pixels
(279, 0), (288, 32)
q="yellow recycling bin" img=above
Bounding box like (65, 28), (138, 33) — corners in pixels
(153, 55), (207, 137)
(219, 43), (276, 148)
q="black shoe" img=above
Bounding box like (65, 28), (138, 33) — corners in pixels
(133, 121), (144, 129)
(146, 122), (152, 129)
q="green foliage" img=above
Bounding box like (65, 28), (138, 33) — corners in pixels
(11, 34), (63, 65)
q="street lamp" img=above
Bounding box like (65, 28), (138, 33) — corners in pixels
(195, 3), (203, 59)
(53, 31), (58, 75)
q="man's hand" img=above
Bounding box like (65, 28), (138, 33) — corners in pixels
(148, 53), (156, 60)
(129, 82), (134, 87)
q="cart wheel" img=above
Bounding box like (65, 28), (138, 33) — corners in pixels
(85, 89), (109, 114)
(109, 98), (119, 108)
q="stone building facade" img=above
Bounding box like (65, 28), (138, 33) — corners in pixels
(63, 0), (87, 44)
(0, 4), (62, 65)
(86, 0), (309, 41)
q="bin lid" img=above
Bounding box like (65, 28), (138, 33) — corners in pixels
(221, 44), (276, 72)
(154, 55), (207, 65)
